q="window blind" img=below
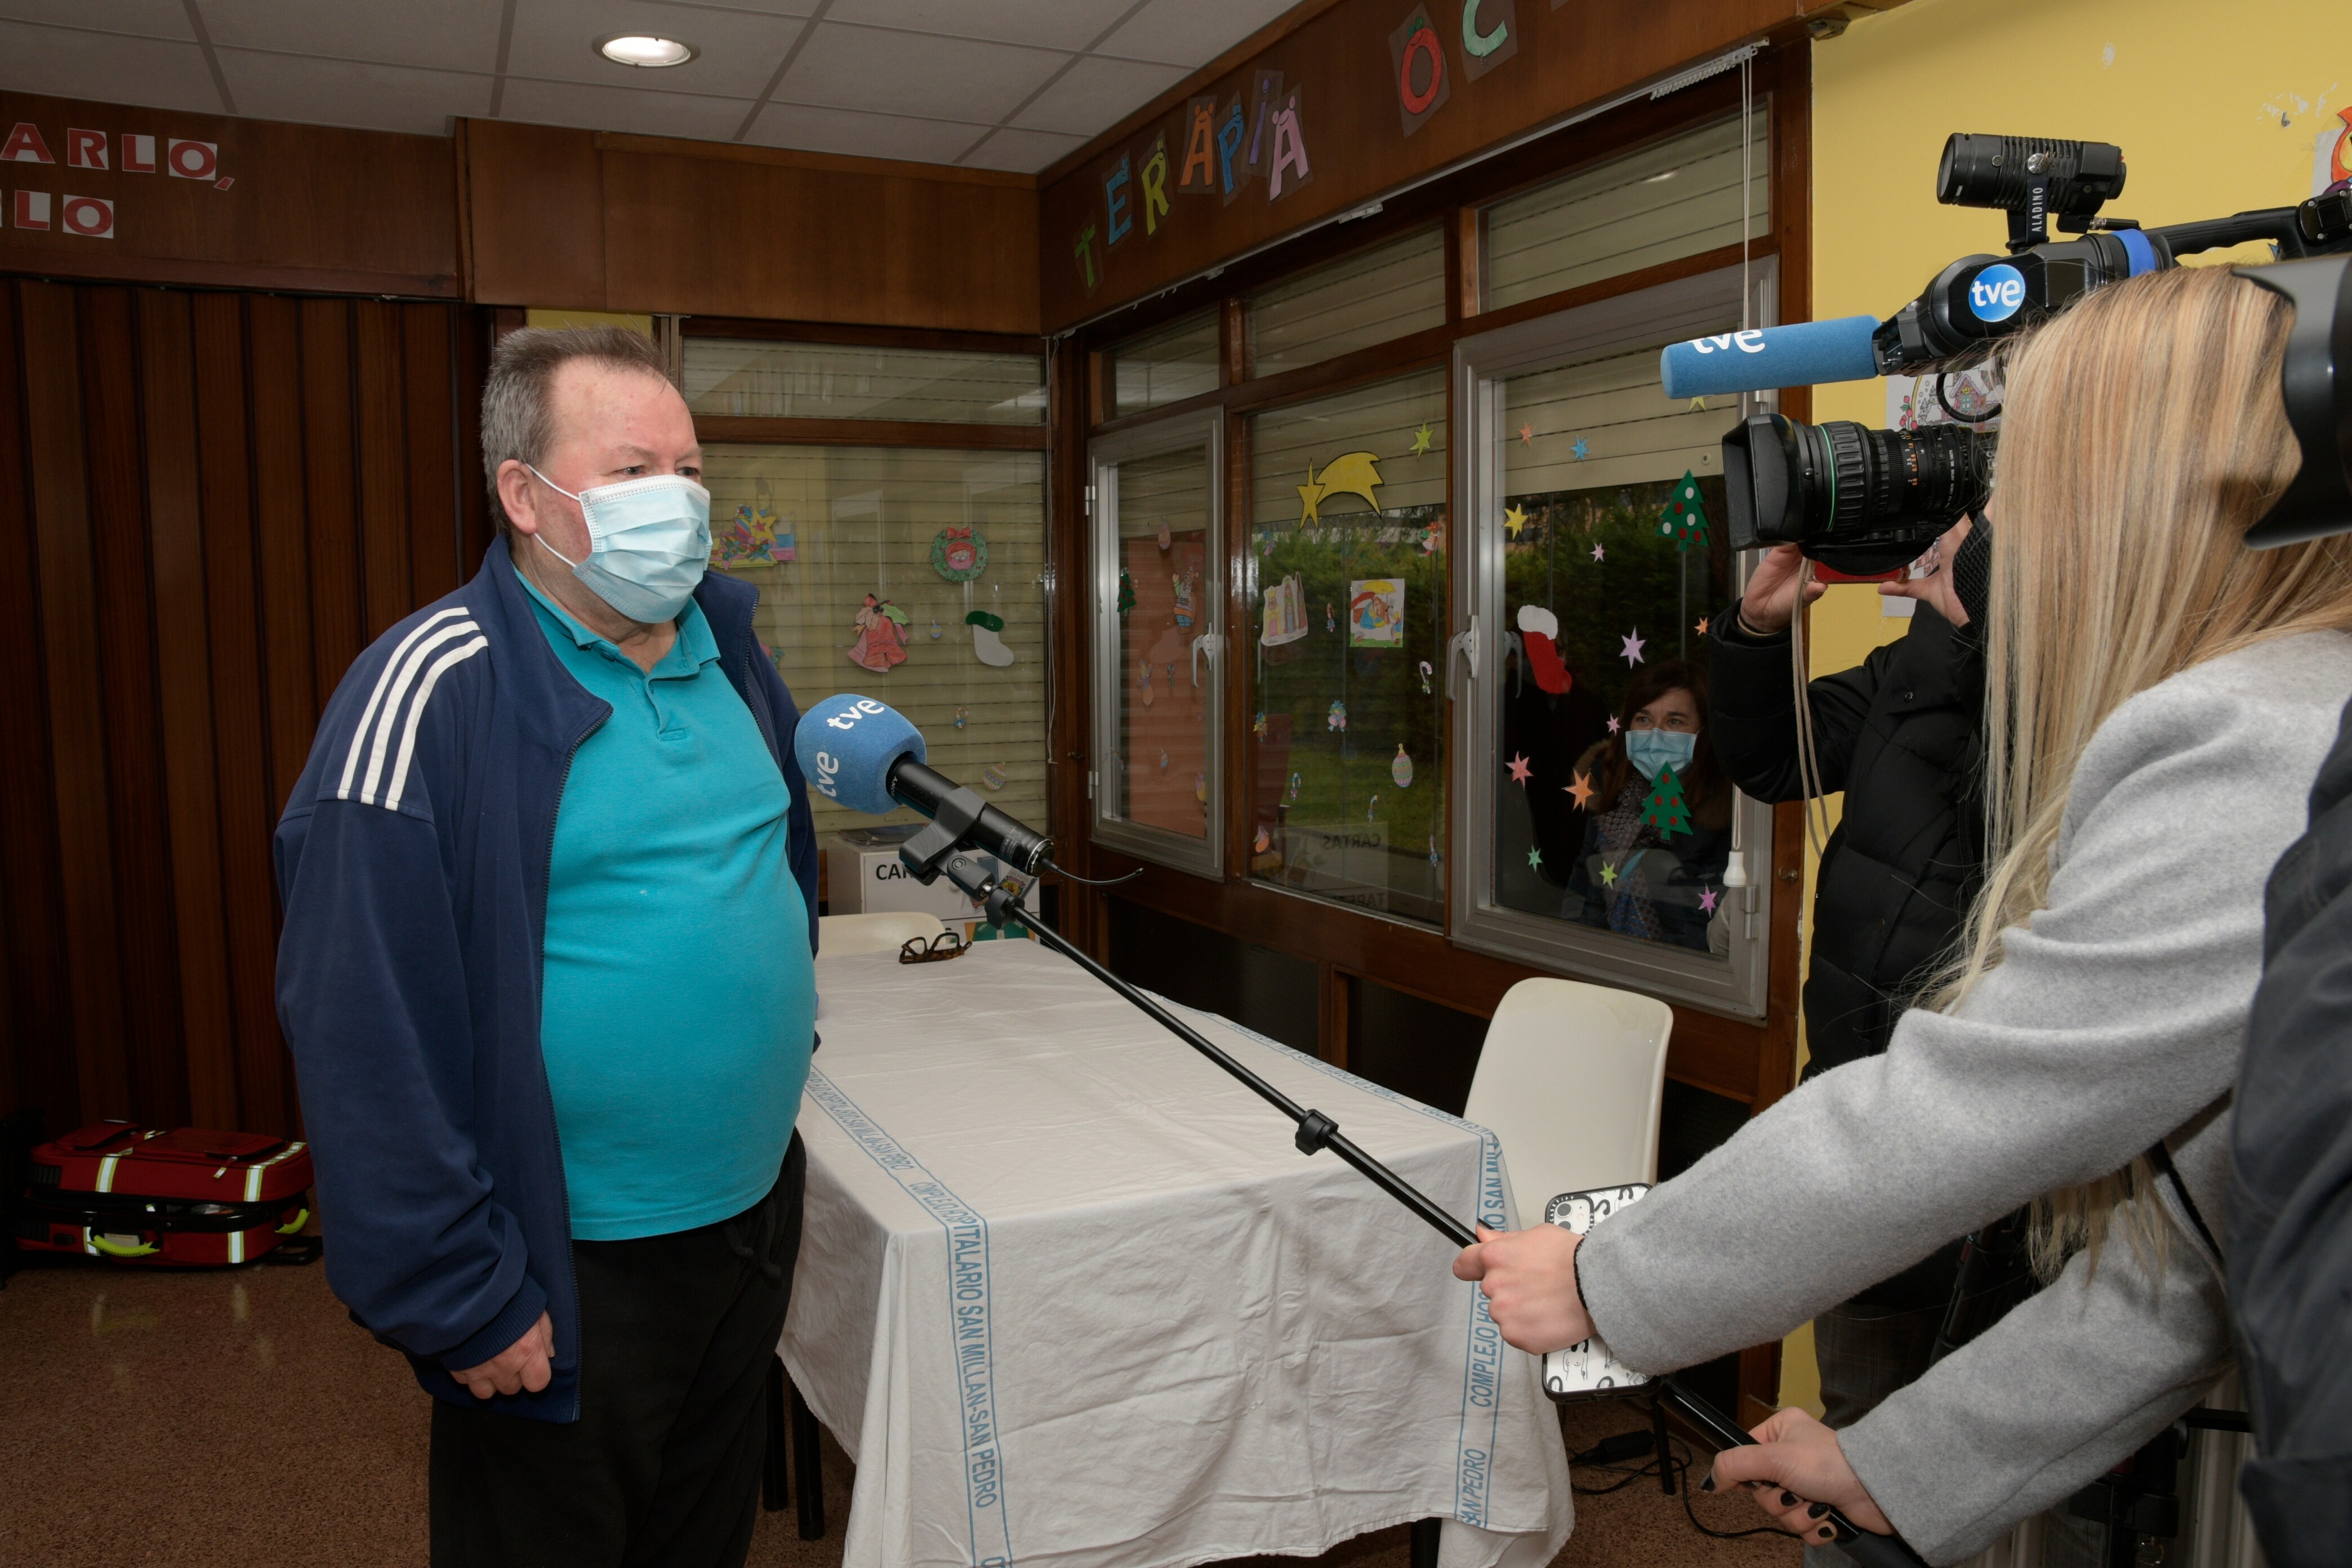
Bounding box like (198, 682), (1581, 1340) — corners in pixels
(702, 444), (1047, 840)
(1248, 227), (1447, 379)
(1108, 311), (1220, 419)
(1484, 113), (1770, 311)
(684, 340), (1045, 425)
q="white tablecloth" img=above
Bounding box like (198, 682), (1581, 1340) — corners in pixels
(782, 941), (1573, 1568)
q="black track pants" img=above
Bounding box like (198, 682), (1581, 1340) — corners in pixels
(430, 1133), (807, 1568)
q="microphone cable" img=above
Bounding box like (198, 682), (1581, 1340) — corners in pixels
(1043, 859), (1145, 888)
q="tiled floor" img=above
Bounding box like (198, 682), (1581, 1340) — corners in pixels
(0, 1253), (1797, 1568)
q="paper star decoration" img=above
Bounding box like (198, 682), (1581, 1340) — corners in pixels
(1297, 469), (1324, 523)
(1591, 542), (1605, 562)
(1699, 885), (1721, 914)
(1689, 397), (1708, 412)
(1518, 422), (1534, 445)
(1566, 769), (1595, 808)
(1607, 716), (1622, 734)
(1695, 616), (1710, 636)
(1620, 627), (1647, 665)
(1598, 861), (1619, 887)
(1503, 505), (1527, 538)
(1527, 847), (1543, 869)
(1507, 753), (1534, 785)
(1411, 422), (1434, 456)
(1571, 439), (1590, 461)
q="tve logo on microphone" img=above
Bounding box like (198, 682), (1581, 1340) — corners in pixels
(808, 697), (885, 801)
(1968, 263), (2028, 323)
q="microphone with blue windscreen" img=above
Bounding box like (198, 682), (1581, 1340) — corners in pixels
(794, 693), (1051, 875)
(1659, 315), (1883, 400)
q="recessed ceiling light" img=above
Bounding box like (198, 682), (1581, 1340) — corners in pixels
(598, 34), (697, 68)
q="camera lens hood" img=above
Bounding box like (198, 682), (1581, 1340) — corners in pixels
(2237, 253), (2352, 549)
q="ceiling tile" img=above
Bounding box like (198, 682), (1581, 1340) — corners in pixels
(0, 20), (222, 113)
(4, 2), (193, 41)
(199, 0), (504, 76)
(496, 74), (759, 142)
(507, 0), (809, 101)
(958, 125), (1086, 174)
(1094, 0), (1296, 68)
(822, 0), (1123, 54)
(744, 100), (985, 164)
(218, 51), (490, 137)
(1008, 53), (1186, 138)
(775, 19), (1063, 127)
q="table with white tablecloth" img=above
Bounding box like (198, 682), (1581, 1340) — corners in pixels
(781, 940), (1573, 1568)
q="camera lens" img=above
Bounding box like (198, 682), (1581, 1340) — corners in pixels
(1938, 134), (2127, 218)
(1724, 413), (1992, 573)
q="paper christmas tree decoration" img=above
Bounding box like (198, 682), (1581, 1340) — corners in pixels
(1641, 763), (1694, 840)
(1658, 471), (1710, 553)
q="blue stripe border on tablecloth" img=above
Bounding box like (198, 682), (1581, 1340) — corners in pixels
(805, 1068), (1015, 1567)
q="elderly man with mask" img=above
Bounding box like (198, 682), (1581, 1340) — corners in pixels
(274, 326), (820, 1568)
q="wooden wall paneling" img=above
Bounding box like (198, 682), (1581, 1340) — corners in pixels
(1045, 336), (1099, 957)
(24, 282), (134, 1124)
(299, 299), (365, 717)
(355, 302), (415, 640)
(456, 308), (497, 572)
(461, 121), (606, 311)
(136, 288), (238, 1130)
(189, 291), (290, 1138)
(402, 304), (462, 604)
(248, 295), (319, 822)
(0, 285), (78, 1126)
(77, 287), (191, 1129)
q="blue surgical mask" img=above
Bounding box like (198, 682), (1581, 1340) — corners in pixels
(1625, 728), (1697, 781)
(527, 467), (711, 624)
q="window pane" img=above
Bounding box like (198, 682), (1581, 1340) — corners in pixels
(1108, 444), (1215, 841)
(1248, 370), (1448, 924)
(1492, 351), (1735, 957)
(684, 340), (1046, 425)
(1249, 228), (1446, 378)
(1108, 311), (1220, 419)
(1483, 113), (1769, 311)
(702, 445), (1046, 840)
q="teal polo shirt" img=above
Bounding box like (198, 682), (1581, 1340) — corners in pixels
(520, 574), (815, 1241)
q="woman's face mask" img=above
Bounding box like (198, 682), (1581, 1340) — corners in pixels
(527, 466), (711, 625)
(1625, 727), (1698, 781)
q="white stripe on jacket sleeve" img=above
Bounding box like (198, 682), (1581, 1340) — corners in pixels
(337, 607), (469, 800)
(384, 636), (489, 813)
(358, 621), (480, 805)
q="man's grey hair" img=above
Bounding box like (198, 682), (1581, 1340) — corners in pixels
(480, 326), (673, 540)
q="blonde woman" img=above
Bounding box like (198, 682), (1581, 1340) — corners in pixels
(1454, 265), (2352, 1565)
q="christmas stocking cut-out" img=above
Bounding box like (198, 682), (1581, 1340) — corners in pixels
(1516, 604), (1571, 694)
(969, 610), (1014, 667)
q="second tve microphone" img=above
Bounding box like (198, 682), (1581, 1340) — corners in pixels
(794, 693), (1052, 877)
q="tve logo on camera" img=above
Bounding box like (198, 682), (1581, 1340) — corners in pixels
(1968, 264), (2028, 323)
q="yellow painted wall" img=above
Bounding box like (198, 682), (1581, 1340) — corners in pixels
(1779, 0), (2348, 1418)
(524, 308), (655, 337)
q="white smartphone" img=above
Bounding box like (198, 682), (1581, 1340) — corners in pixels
(1539, 1183), (1653, 1401)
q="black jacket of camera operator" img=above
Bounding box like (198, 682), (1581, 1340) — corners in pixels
(1707, 594), (1986, 1306)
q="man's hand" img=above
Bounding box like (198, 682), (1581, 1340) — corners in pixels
(1736, 544), (1828, 635)
(1451, 1223), (1592, 1353)
(1708, 1406), (1895, 1545)
(448, 1311), (555, 1401)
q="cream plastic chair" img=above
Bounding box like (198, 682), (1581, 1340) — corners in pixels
(1462, 977), (1675, 1226)
(817, 911), (947, 956)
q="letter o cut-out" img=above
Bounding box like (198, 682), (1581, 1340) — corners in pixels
(1398, 26), (1444, 115)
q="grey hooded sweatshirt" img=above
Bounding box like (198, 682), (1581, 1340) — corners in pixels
(1574, 631), (2352, 1565)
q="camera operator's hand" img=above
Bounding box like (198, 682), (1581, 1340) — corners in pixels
(1736, 544), (1828, 635)
(1707, 1407), (1895, 1546)
(1879, 518), (1973, 626)
(1451, 1223), (1592, 1353)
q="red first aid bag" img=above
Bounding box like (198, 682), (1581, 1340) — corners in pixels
(14, 1121), (315, 1266)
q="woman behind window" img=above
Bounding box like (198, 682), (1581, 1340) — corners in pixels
(1561, 660), (1732, 953)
